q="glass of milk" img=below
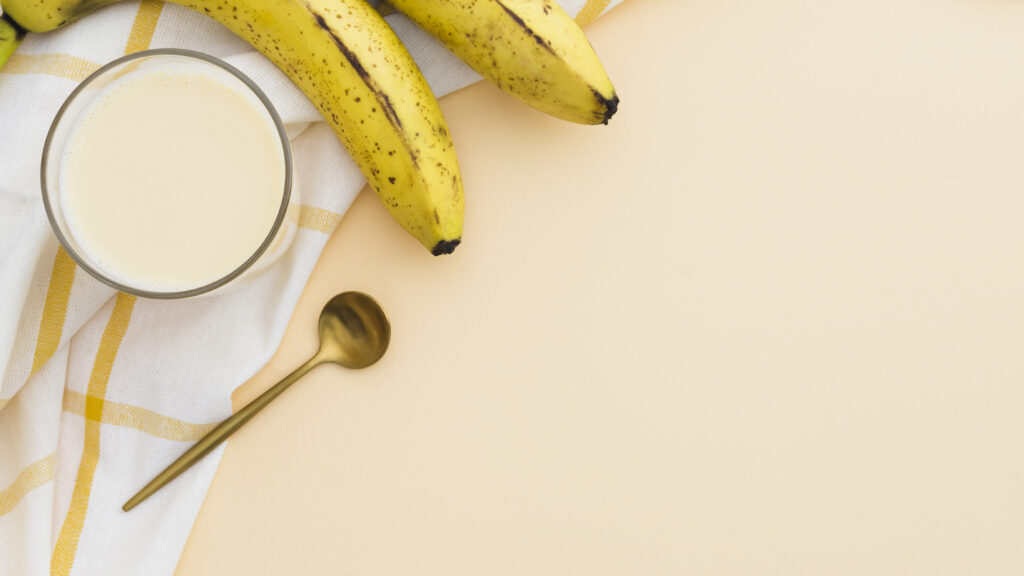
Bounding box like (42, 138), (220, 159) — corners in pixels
(41, 49), (296, 299)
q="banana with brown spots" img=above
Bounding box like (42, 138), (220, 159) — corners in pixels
(387, 0), (618, 125)
(0, 0), (464, 254)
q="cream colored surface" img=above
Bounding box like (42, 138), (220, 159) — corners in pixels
(177, 0), (1024, 573)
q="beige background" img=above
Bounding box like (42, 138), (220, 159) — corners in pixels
(177, 0), (1024, 573)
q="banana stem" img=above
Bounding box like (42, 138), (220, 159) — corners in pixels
(0, 13), (26, 71)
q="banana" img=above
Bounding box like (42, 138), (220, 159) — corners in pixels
(1, 0), (464, 255)
(0, 14), (25, 67)
(386, 0), (617, 125)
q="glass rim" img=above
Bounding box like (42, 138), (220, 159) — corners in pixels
(40, 48), (293, 300)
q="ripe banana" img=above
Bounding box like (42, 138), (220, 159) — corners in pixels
(386, 0), (617, 125)
(1, 0), (464, 255)
(0, 14), (24, 67)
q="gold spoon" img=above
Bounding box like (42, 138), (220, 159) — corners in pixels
(123, 291), (391, 511)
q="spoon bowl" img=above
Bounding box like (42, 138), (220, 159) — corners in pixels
(318, 291), (390, 369)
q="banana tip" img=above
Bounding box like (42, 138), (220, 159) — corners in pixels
(431, 238), (461, 256)
(601, 93), (619, 125)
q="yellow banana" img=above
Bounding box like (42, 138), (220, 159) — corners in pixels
(0, 15), (24, 66)
(387, 0), (617, 125)
(1, 0), (464, 255)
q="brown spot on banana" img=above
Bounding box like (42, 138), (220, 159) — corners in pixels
(493, 0), (557, 55)
(310, 9), (415, 168)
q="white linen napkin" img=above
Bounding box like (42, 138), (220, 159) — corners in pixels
(0, 0), (623, 573)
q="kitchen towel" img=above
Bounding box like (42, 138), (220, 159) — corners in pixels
(0, 0), (623, 573)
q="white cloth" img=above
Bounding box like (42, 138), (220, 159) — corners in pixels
(0, 1), (623, 574)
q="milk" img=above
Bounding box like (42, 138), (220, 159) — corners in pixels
(58, 60), (287, 293)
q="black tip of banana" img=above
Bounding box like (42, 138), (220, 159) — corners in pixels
(600, 93), (619, 125)
(598, 88), (618, 124)
(431, 238), (461, 256)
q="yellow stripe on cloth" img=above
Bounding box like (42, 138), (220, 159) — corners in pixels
(31, 247), (77, 376)
(63, 390), (219, 443)
(0, 53), (101, 82)
(124, 0), (165, 54)
(50, 293), (136, 576)
(575, 0), (614, 26)
(0, 453), (56, 518)
(289, 204), (343, 235)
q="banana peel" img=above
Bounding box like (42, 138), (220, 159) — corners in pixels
(0, 13), (24, 69)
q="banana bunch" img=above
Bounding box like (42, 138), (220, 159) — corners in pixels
(0, 0), (616, 255)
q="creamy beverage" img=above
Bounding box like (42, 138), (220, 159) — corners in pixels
(58, 60), (286, 293)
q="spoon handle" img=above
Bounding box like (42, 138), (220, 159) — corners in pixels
(123, 354), (322, 511)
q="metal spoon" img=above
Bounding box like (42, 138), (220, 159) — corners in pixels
(123, 291), (391, 511)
